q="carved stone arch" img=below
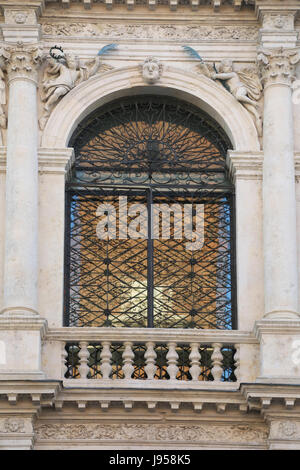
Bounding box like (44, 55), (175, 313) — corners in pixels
(41, 65), (260, 153)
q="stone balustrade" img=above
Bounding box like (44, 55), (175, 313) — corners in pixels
(42, 328), (256, 387)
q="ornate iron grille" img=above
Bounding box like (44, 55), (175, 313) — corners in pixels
(65, 96), (236, 329)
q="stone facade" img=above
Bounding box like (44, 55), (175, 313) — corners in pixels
(0, 0), (300, 450)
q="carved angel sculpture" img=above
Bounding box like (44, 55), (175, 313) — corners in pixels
(39, 44), (117, 130)
(211, 60), (262, 136)
(183, 47), (263, 136)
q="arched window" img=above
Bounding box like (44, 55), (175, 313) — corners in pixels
(64, 96), (236, 329)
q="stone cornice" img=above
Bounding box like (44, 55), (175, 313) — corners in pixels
(227, 151), (263, 181)
(43, 0), (255, 13)
(45, 326), (259, 345)
(254, 319), (300, 341)
(0, 315), (48, 338)
(38, 384), (251, 415)
(0, 147), (74, 174)
(38, 148), (74, 174)
(241, 383), (300, 411)
(0, 380), (61, 409)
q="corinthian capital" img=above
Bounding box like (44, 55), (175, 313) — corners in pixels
(0, 42), (43, 83)
(257, 47), (300, 87)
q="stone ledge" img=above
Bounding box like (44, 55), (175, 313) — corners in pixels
(0, 147), (75, 174)
(0, 380), (62, 408)
(254, 319), (300, 340)
(241, 383), (300, 411)
(45, 326), (258, 344)
(0, 314), (48, 336)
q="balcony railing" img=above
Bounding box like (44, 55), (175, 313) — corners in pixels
(43, 328), (258, 388)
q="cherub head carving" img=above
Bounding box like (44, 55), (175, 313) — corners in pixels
(142, 57), (163, 84)
(218, 59), (233, 73)
(274, 16), (284, 29)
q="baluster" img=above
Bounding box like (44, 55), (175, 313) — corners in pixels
(144, 342), (157, 380)
(166, 342), (179, 380)
(78, 341), (89, 379)
(234, 344), (240, 382)
(100, 341), (112, 379)
(62, 342), (69, 379)
(211, 343), (223, 382)
(122, 342), (134, 380)
(189, 342), (201, 381)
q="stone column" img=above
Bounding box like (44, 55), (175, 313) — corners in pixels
(257, 47), (300, 320)
(0, 44), (43, 317)
(0, 44), (46, 379)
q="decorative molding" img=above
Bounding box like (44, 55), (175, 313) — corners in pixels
(41, 23), (259, 41)
(34, 422), (268, 444)
(0, 418), (26, 434)
(261, 14), (295, 31)
(4, 9), (36, 25)
(42, 22), (98, 37)
(278, 421), (297, 438)
(257, 47), (300, 88)
(269, 420), (300, 441)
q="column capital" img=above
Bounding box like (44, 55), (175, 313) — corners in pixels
(0, 42), (43, 84)
(257, 47), (300, 88)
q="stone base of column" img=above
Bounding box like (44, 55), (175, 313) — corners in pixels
(0, 307), (39, 316)
(0, 315), (47, 380)
(254, 320), (300, 384)
(263, 310), (300, 320)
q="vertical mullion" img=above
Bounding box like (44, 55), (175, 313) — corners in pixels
(230, 191), (237, 330)
(63, 188), (72, 326)
(147, 187), (154, 328)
